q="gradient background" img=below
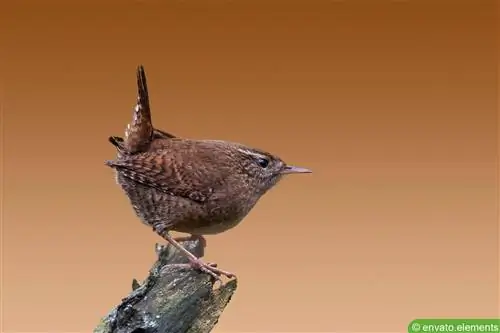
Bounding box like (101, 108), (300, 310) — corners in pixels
(1, 0), (498, 332)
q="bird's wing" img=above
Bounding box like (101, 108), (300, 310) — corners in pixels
(108, 136), (126, 153)
(105, 150), (226, 203)
(124, 65), (154, 153)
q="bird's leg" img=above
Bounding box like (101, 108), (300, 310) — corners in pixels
(159, 231), (236, 282)
(172, 234), (207, 248)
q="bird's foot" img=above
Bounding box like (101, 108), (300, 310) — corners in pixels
(190, 258), (236, 283)
(164, 260), (235, 285)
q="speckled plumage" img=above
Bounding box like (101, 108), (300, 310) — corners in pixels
(106, 65), (311, 281)
(107, 139), (290, 235)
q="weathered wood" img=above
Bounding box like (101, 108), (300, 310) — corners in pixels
(94, 239), (237, 333)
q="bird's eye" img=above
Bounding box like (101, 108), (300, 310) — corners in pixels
(256, 157), (269, 168)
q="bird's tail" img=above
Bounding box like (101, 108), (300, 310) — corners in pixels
(123, 65), (154, 153)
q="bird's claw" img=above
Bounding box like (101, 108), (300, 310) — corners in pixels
(190, 259), (236, 284)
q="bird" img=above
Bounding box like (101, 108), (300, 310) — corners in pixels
(106, 65), (312, 282)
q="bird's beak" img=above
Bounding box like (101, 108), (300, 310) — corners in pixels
(281, 165), (312, 174)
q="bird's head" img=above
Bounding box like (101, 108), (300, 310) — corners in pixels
(228, 144), (312, 195)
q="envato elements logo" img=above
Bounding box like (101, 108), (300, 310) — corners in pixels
(408, 319), (500, 333)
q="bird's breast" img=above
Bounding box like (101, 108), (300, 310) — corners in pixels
(173, 193), (260, 235)
(113, 169), (263, 236)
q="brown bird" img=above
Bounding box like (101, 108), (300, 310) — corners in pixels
(106, 65), (311, 281)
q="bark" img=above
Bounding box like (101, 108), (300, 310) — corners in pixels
(94, 239), (237, 333)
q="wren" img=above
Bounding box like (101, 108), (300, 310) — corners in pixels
(106, 65), (311, 281)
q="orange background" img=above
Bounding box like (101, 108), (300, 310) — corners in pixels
(1, 1), (498, 332)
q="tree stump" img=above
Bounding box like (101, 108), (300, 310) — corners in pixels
(94, 238), (237, 333)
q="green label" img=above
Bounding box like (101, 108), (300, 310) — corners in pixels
(409, 319), (500, 333)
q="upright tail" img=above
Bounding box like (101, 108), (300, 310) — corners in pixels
(108, 65), (178, 156)
(123, 65), (154, 154)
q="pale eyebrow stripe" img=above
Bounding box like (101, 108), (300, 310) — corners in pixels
(236, 148), (267, 159)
